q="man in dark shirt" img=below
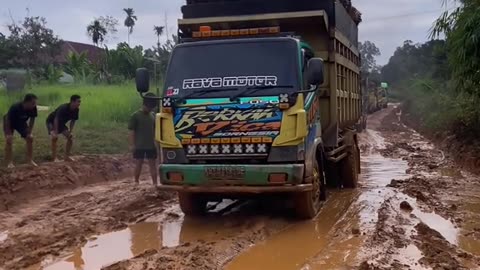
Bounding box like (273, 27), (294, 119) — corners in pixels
(128, 93), (158, 186)
(46, 95), (81, 162)
(3, 94), (38, 168)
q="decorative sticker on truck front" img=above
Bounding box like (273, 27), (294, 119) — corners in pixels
(173, 103), (282, 138)
(182, 76), (278, 89)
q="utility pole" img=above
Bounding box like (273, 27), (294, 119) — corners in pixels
(164, 12), (170, 40)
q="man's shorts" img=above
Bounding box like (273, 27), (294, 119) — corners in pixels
(3, 116), (28, 138)
(46, 122), (68, 135)
(133, 149), (158, 160)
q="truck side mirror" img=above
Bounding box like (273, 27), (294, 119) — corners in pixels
(135, 68), (150, 93)
(306, 58), (324, 86)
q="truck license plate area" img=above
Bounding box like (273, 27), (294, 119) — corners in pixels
(204, 166), (246, 180)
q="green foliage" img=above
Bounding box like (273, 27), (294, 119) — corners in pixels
(382, 40), (449, 87)
(154, 25), (165, 46)
(432, 0), (480, 95)
(144, 34), (178, 82)
(103, 43), (145, 81)
(0, 33), (17, 69)
(44, 64), (63, 84)
(0, 84), (141, 163)
(98, 16), (119, 43)
(359, 41), (381, 74)
(123, 8), (138, 44)
(7, 16), (62, 71)
(87, 20), (108, 46)
(64, 52), (96, 84)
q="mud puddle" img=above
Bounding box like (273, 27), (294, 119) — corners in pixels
(225, 141), (411, 270)
(225, 190), (359, 270)
(37, 200), (257, 270)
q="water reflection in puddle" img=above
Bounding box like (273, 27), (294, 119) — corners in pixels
(226, 190), (359, 270)
(43, 222), (162, 270)
(226, 152), (411, 270)
(413, 208), (458, 245)
(397, 244), (424, 269)
(0, 231), (8, 243)
(358, 153), (409, 230)
(41, 215), (241, 270)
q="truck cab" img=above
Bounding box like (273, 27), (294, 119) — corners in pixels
(136, 4), (362, 219)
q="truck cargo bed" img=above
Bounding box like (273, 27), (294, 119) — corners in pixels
(182, 0), (360, 44)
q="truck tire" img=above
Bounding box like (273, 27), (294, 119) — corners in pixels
(340, 140), (360, 188)
(178, 192), (207, 216)
(293, 161), (326, 219)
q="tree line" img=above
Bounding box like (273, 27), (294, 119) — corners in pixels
(0, 8), (176, 86)
(379, 0), (480, 137)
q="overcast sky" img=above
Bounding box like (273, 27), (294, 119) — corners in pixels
(0, 0), (451, 64)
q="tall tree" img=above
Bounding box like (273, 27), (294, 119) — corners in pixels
(7, 16), (62, 70)
(358, 41), (381, 74)
(87, 20), (107, 47)
(0, 32), (17, 69)
(153, 25), (165, 48)
(98, 15), (119, 43)
(123, 8), (137, 45)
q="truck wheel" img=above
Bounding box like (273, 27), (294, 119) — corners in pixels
(178, 192), (207, 216)
(293, 161), (325, 219)
(340, 141), (360, 188)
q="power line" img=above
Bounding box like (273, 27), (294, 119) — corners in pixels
(363, 8), (455, 23)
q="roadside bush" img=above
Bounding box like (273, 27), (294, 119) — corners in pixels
(399, 78), (480, 136)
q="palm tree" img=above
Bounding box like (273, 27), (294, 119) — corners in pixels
(87, 20), (107, 47)
(153, 25), (165, 48)
(123, 8), (138, 44)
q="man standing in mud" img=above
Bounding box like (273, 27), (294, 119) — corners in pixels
(3, 94), (38, 168)
(46, 95), (81, 162)
(128, 93), (158, 186)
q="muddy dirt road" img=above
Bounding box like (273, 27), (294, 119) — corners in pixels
(2, 105), (480, 270)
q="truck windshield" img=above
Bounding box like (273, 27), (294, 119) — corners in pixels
(163, 39), (300, 99)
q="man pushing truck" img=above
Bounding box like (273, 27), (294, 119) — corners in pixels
(137, 0), (363, 219)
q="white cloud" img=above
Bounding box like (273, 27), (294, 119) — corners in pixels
(1, 0), (445, 65)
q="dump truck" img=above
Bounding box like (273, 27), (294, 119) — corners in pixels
(135, 0), (362, 219)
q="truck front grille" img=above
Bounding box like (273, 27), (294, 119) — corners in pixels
(185, 143), (270, 159)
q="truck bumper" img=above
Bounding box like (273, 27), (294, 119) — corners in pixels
(156, 184), (313, 193)
(159, 163), (307, 193)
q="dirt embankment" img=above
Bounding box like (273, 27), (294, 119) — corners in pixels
(0, 178), (176, 269)
(0, 155), (132, 211)
(360, 106), (480, 269)
(401, 107), (480, 175)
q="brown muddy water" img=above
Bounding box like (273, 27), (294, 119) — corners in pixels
(226, 148), (410, 270)
(33, 127), (480, 270)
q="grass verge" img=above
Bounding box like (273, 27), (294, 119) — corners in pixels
(0, 83), (142, 165)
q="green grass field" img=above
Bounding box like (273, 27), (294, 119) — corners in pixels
(0, 84), (143, 165)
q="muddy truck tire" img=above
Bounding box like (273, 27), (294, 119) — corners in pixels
(178, 192), (208, 216)
(340, 139), (360, 188)
(293, 161), (326, 219)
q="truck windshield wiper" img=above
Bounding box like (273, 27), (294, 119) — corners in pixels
(176, 87), (238, 104)
(229, 85), (294, 101)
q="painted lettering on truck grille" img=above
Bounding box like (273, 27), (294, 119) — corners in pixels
(182, 76), (277, 89)
(174, 104), (282, 138)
